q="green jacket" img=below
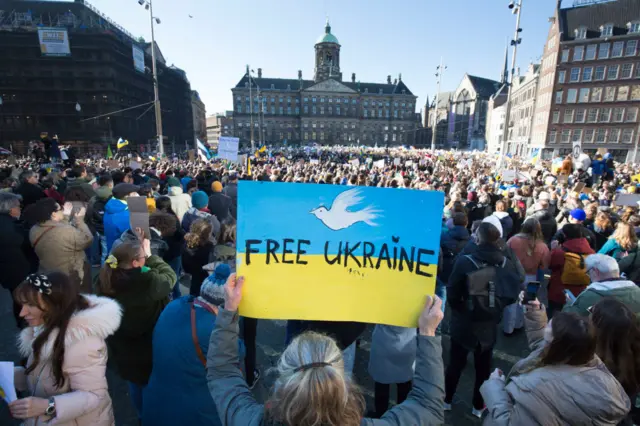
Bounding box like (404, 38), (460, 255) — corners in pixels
(563, 279), (640, 317)
(98, 255), (176, 385)
(206, 309), (445, 426)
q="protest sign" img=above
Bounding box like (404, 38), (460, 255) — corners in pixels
(187, 150), (195, 162)
(237, 182), (444, 327)
(393, 158), (401, 166)
(502, 170), (517, 182)
(557, 174), (569, 184)
(218, 136), (240, 162)
(374, 159), (385, 169)
(107, 159), (119, 169)
(310, 158), (319, 165)
(349, 158), (360, 168)
(127, 197), (150, 239)
(573, 182), (586, 194)
(614, 193), (640, 207)
(365, 157), (373, 164)
(129, 160), (141, 170)
(405, 160), (414, 167)
(0, 362), (17, 403)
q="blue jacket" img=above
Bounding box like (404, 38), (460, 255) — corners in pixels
(591, 159), (605, 176)
(142, 296), (223, 426)
(104, 198), (130, 253)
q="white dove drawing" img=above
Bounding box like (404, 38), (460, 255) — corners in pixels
(310, 188), (380, 231)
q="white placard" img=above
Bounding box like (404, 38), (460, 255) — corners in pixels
(218, 136), (240, 162)
(502, 169), (517, 182)
(0, 361), (17, 403)
(349, 159), (360, 167)
(572, 141), (582, 160)
(129, 160), (141, 170)
(374, 159), (385, 169)
(394, 158), (401, 166)
(405, 160), (414, 167)
(132, 45), (145, 73)
(310, 159), (319, 165)
(38, 28), (71, 57)
(365, 157), (373, 164)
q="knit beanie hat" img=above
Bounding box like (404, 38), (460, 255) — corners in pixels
(199, 263), (231, 305)
(482, 215), (504, 238)
(191, 191), (208, 210)
(211, 181), (223, 193)
(166, 177), (181, 188)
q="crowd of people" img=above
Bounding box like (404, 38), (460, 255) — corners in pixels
(0, 145), (639, 425)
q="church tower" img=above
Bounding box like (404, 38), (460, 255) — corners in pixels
(314, 19), (342, 82)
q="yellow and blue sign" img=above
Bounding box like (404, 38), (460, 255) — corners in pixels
(237, 181), (445, 327)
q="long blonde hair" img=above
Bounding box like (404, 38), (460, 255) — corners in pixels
(611, 222), (638, 251)
(265, 332), (365, 426)
(184, 219), (212, 249)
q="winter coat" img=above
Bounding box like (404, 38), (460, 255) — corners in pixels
(162, 214), (185, 262)
(467, 202), (493, 227)
(14, 295), (122, 426)
(447, 242), (525, 351)
(368, 325), (417, 384)
(553, 223), (597, 251)
(111, 228), (169, 259)
(182, 242), (214, 296)
(98, 255), (176, 385)
(548, 238), (595, 305)
(439, 226), (470, 282)
(181, 207), (221, 239)
(66, 177), (96, 200)
(143, 296), (231, 426)
(599, 238), (637, 261)
(223, 182), (238, 218)
(507, 235), (550, 276)
(103, 198), (130, 253)
(168, 186), (192, 222)
(563, 279), (640, 317)
(591, 159), (605, 176)
(44, 187), (64, 205)
(16, 182), (46, 208)
(206, 309), (445, 426)
(492, 211), (514, 239)
(618, 250), (640, 284)
(207, 192), (232, 222)
(529, 208), (557, 245)
(589, 224), (614, 252)
(30, 219), (93, 293)
(480, 305), (630, 426)
(0, 213), (32, 291)
(86, 186), (112, 235)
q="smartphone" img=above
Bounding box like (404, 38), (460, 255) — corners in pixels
(564, 289), (577, 304)
(523, 281), (541, 304)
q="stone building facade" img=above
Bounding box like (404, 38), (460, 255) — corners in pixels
(231, 21), (418, 146)
(191, 90), (206, 143)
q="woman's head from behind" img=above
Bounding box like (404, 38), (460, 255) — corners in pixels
(266, 331), (364, 426)
(98, 241), (145, 295)
(541, 312), (596, 367)
(521, 218), (543, 241)
(185, 219), (212, 249)
(612, 221), (638, 251)
(591, 297), (640, 395)
(23, 197), (63, 225)
(13, 272), (89, 387)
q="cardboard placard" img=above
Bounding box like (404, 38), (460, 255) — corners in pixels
(557, 174), (569, 185)
(582, 187), (593, 194)
(107, 159), (119, 169)
(573, 182), (586, 193)
(188, 150), (195, 161)
(127, 197), (150, 240)
(614, 193), (640, 207)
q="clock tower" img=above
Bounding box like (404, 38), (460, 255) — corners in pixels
(314, 19), (341, 82)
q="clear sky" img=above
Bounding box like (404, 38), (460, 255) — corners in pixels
(88, 0), (559, 115)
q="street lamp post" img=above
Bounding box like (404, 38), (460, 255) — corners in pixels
(0, 96), (3, 148)
(498, 0), (524, 169)
(139, 0), (163, 155)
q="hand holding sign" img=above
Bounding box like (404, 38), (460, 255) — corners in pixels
(224, 274), (245, 311)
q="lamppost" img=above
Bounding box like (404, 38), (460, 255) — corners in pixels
(498, 0), (524, 169)
(431, 58), (446, 151)
(0, 95), (3, 148)
(138, 0), (164, 155)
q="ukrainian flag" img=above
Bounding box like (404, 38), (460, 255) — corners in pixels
(117, 138), (129, 150)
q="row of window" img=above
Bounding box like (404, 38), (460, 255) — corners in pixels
(549, 128), (635, 144)
(573, 21), (640, 40)
(561, 40), (638, 63)
(559, 62), (640, 84)
(234, 95), (413, 110)
(555, 84), (640, 104)
(236, 121), (405, 132)
(236, 103), (412, 119)
(552, 106), (638, 124)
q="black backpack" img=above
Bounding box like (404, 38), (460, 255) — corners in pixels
(464, 255), (511, 322)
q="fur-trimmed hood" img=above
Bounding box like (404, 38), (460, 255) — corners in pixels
(18, 294), (122, 358)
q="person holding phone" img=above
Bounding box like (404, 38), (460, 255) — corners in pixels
(480, 296), (630, 425)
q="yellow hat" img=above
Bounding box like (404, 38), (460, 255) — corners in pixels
(211, 181), (223, 193)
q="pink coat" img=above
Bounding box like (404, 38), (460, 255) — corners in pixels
(15, 295), (122, 426)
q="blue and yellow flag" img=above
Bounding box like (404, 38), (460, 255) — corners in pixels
(117, 138), (129, 150)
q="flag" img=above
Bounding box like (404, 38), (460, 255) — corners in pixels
(530, 148), (540, 165)
(106, 144), (113, 159)
(259, 145), (267, 153)
(117, 138), (129, 150)
(196, 139), (211, 161)
(246, 155), (252, 177)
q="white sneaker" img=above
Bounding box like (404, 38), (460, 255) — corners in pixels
(472, 407), (486, 418)
(443, 402), (452, 411)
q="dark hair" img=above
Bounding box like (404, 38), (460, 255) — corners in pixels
(23, 197), (60, 225)
(540, 312), (596, 367)
(112, 170), (126, 186)
(13, 272), (89, 388)
(19, 170), (36, 183)
(98, 173), (113, 187)
(155, 196), (176, 216)
(591, 298), (640, 395)
(97, 241), (142, 296)
(149, 212), (177, 237)
(71, 165), (85, 178)
(477, 222), (500, 245)
(148, 178), (159, 189)
(452, 212), (468, 227)
(220, 218), (237, 245)
(521, 218), (544, 249)
(563, 223), (583, 240)
(64, 186), (91, 203)
(139, 184), (153, 198)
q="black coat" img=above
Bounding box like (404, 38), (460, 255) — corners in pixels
(466, 202), (493, 228)
(447, 242), (525, 351)
(531, 209), (558, 245)
(207, 192), (232, 222)
(0, 214), (33, 291)
(182, 242), (214, 296)
(16, 182), (46, 208)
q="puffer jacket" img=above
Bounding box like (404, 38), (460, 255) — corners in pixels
(86, 186), (112, 235)
(529, 208), (557, 245)
(168, 186), (192, 222)
(480, 306), (630, 425)
(14, 295), (122, 426)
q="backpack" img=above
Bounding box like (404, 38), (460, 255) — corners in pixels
(561, 247), (590, 286)
(464, 255), (510, 322)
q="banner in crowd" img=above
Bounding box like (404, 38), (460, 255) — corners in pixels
(132, 45), (145, 73)
(218, 136), (239, 162)
(38, 28), (71, 57)
(237, 182), (444, 327)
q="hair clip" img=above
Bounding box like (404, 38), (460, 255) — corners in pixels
(294, 362), (332, 373)
(105, 255), (119, 269)
(27, 274), (52, 295)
